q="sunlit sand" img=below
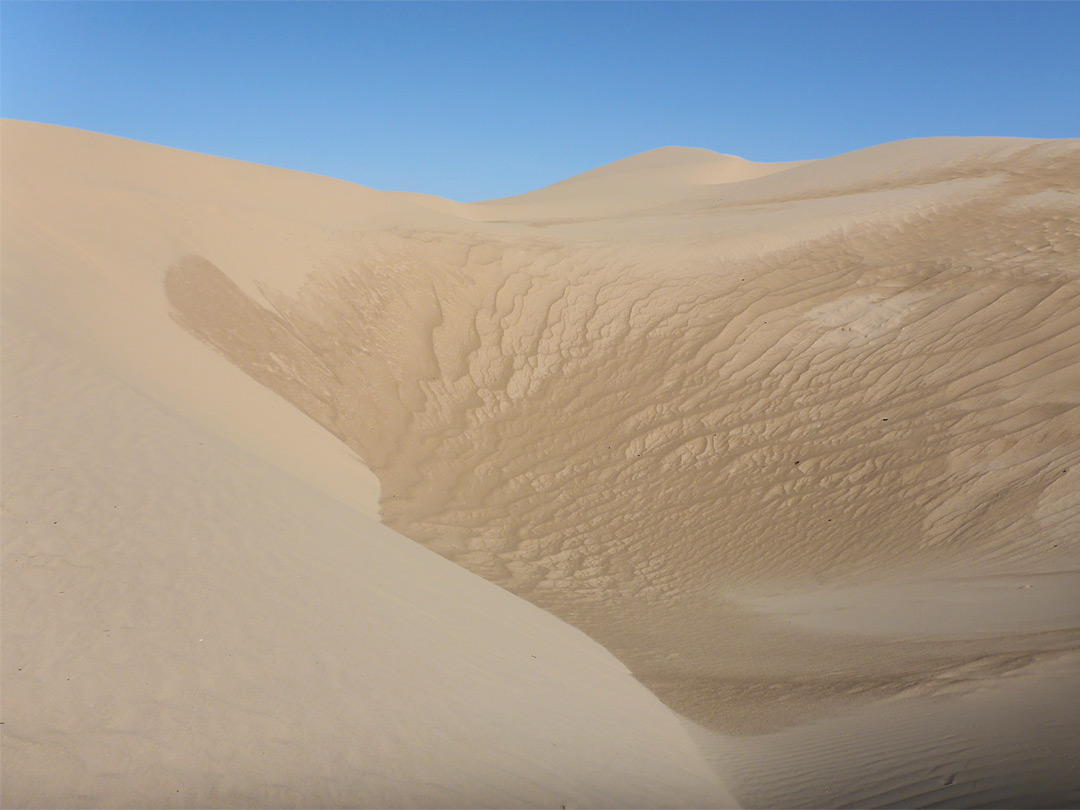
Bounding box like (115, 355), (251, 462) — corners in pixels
(3, 120), (1078, 807)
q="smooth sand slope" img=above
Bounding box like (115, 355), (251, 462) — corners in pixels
(1, 122), (732, 808)
(4, 120), (1080, 807)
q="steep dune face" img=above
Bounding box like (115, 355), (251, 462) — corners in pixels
(163, 137), (1080, 737)
(2, 122), (734, 808)
(5, 121), (1080, 806)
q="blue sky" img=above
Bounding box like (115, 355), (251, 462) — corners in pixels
(3, 1), (1078, 201)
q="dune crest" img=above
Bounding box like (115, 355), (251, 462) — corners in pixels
(484, 146), (803, 200)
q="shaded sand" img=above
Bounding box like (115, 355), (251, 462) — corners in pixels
(692, 654), (1080, 808)
(4, 120), (1080, 806)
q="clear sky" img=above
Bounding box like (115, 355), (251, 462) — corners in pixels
(3, 1), (1078, 201)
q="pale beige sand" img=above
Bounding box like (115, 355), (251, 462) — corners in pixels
(3, 120), (1080, 807)
(1, 123), (733, 807)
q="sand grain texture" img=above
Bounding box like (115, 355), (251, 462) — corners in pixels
(3, 120), (1080, 807)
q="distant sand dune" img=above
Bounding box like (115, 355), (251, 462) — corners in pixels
(4, 120), (1080, 807)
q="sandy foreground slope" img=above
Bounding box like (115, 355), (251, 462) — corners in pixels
(0, 123), (733, 808)
(3, 120), (1080, 807)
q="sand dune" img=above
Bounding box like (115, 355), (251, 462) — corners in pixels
(1, 122), (734, 807)
(3, 120), (1079, 807)
(470, 147), (804, 221)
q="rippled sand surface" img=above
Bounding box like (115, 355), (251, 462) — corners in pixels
(4, 120), (1079, 806)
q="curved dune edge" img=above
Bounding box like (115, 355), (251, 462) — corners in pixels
(1, 326), (732, 808)
(4, 120), (1080, 807)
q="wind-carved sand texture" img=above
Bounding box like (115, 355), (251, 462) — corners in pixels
(4, 120), (1080, 807)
